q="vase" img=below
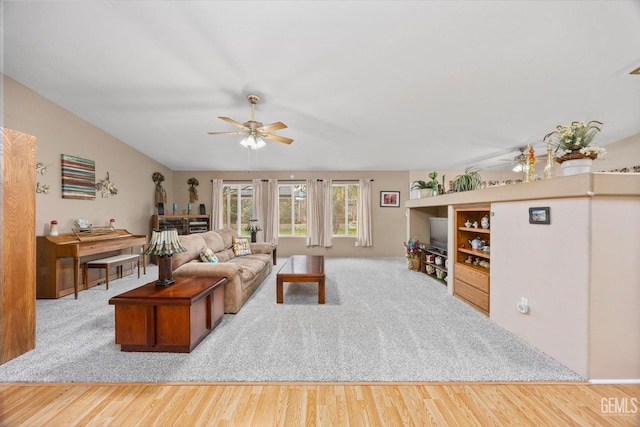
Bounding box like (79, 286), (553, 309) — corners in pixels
(407, 257), (420, 271)
(561, 158), (593, 176)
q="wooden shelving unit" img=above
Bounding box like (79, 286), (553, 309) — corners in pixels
(454, 206), (491, 315)
(420, 247), (448, 284)
(151, 215), (211, 235)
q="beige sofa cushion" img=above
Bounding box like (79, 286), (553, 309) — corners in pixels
(171, 233), (206, 270)
(202, 232), (225, 253)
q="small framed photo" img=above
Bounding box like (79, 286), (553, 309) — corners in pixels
(380, 191), (400, 207)
(529, 207), (550, 224)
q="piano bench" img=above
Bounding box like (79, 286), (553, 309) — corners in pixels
(82, 254), (142, 296)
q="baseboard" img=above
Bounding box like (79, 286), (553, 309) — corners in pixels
(589, 378), (640, 384)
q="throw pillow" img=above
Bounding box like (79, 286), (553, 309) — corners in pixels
(232, 237), (252, 256)
(199, 246), (218, 263)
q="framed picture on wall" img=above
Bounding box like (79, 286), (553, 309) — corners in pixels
(529, 207), (550, 224)
(380, 191), (400, 207)
(61, 154), (96, 200)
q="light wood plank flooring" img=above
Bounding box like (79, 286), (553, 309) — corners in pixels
(1, 382), (638, 426)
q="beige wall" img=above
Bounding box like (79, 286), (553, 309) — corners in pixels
(589, 197), (640, 379)
(596, 133), (640, 171)
(2, 75), (173, 237)
(490, 198), (591, 377)
(490, 195), (640, 380)
(172, 170), (409, 257)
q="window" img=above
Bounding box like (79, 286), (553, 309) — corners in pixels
(277, 183), (359, 237)
(222, 184), (253, 236)
(332, 184), (359, 236)
(278, 184), (307, 236)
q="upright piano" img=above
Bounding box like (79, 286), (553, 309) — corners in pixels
(36, 229), (147, 298)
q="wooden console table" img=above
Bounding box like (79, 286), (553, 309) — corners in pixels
(109, 276), (227, 352)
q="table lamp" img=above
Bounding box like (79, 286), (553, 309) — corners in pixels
(144, 228), (186, 286)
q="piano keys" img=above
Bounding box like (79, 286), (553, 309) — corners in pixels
(36, 229), (146, 299)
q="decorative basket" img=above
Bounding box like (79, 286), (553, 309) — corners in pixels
(407, 257), (420, 271)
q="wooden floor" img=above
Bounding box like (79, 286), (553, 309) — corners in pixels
(1, 382), (638, 426)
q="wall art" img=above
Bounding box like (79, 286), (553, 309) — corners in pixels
(380, 191), (400, 207)
(61, 154), (96, 199)
(529, 207), (550, 224)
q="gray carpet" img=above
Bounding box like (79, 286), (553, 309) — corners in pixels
(0, 257), (583, 382)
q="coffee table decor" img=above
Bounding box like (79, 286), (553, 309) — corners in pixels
(143, 228), (186, 286)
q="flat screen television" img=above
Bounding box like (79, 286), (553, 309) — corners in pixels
(429, 217), (448, 253)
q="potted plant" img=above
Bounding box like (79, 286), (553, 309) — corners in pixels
(428, 171), (439, 196)
(403, 236), (421, 271)
(410, 180), (434, 198)
(543, 120), (607, 176)
(450, 166), (482, 192)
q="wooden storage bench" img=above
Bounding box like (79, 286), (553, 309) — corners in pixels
(82, 254), (143, 297)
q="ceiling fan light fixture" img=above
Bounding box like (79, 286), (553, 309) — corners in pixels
(240, 134), (266, 150)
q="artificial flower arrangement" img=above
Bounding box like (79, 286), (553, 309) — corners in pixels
(544, 120), (607, 163)
(403, 236), (420, 259)
(245, 219), (262, 233)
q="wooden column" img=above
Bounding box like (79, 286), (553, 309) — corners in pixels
(1, 128), (36, 364)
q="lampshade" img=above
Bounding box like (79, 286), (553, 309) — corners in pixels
(240, 134), (266, 150)
(144, 228), (186, 287)
(144, 228), (187, 256)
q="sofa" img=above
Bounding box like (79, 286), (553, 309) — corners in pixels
(171, 228), (273, 313)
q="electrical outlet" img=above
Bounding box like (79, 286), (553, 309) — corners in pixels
(517, 297), (529, 314)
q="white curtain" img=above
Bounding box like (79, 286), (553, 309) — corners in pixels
(306, 179), (332, 247)
(265, 179), (279, 245)
(210, 179), (224, 230)
(306, 179), (321, 246)
(322, 179), (333, 246)
(252, 178), (264, 242)
(357, 178), (373, 247)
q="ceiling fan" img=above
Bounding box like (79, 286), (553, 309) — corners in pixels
(207, 94), (293, 149)
(487, 145), (546, 171)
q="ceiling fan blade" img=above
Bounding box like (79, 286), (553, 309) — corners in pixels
(262, 133), (293, 144)
(257, 121), (287, 133)
(218, 117), (248, 130)
(207, 131), (245, 135)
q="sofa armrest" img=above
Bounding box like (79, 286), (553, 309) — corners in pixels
(173, 260), (242, 278)
(249, 242), (273, 255)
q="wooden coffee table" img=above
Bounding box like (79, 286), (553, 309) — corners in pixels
(109, 276), (227, 352)
(276, 255), (325, 304)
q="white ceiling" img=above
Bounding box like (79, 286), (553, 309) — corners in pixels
(3, 1), (640, 171)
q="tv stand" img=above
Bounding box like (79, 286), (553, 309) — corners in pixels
(420, 247), (448, 284)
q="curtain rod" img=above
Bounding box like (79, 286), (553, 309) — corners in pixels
(211, 179), (373, 183)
